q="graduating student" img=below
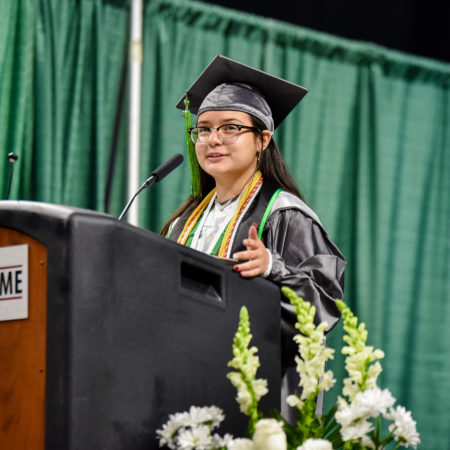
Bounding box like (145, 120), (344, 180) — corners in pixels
(162, 55), (346, 413)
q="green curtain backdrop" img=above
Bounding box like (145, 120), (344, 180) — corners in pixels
(1, 0), (449, 448)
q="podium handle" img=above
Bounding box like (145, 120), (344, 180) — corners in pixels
(180, 260), (224, 307)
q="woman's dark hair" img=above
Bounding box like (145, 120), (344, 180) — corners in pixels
(160, 113), (304, 236)
(251, 116), (304, 201)
(160, 165), (214, 236)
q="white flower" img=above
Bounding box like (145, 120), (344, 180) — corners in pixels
(286, 394), (303, 409)
(280, 288), (335, 416)
(340, 419), (374, 443)
(296, 438), (333, 450)
(355, 387), (396, 418)
(156, 411), (191, 449)
(292, 323), (335, 403)
(337, 387), (394, 424)
(212, 432), (234, 448)
(338, 299), (386, 402)
(343, 352), (384, 400)
(227, 438), (254, 450)
(227, 307), (268, 420)
(252, 419), (287, 450)
(253, 379), (269, 398)
(319, 370), (336, 392)
(157, 406), (227, 449)
(336, 387), (396, 447)
(386, 406), (420, 449)
(187, 405), (224, 429)
(156, 422), (177, 448)
(168, 411), (191, 428)
(335, 398), (353, 427)
(227, 438), (253, 450)
(176, 424), (212, 449)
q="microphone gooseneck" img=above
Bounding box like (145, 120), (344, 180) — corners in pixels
(118, 153), (184, 221)
(5, 153), (19, 200)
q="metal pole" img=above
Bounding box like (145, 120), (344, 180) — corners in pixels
(126, 0), (143, 225)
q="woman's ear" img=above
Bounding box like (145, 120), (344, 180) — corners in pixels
(261, 130), (272, 151)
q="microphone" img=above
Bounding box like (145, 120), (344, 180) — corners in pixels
(118, 153), (184, 221)
(142, 152), (184, 187)
(5, 152), (19, 200)
(8, 152), (18, 164)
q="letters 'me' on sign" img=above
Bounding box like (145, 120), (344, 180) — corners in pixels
(0, 245), (29, 322)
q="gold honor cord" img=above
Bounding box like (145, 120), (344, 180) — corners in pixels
(177, 171), (263, 257)
(177, 189), (216, 245)
(217, 171), (262, 258)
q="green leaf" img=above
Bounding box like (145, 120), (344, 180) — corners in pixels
(322, 404), (338, 430)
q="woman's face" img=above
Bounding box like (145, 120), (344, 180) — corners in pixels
(195, 110), (268, 186)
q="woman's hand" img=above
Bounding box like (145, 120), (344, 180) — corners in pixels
(233, 223), (270, 277)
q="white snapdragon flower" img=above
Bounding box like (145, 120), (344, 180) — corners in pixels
(286, 394), (303, 409)
(235, 385), (253, 414)
(252, 419), (287, 450)
(337, 300), (386, 402)
(386, 406), (420, 449)
(227, 372), (268, 415)
(295, 342), (335, 402)
(319, 370), (335, 392)
(296, 438), (333, 450)
(343, 350), (384, 400)
(227, 307), (268, 420)
(253, 379), (269, 399)
(282, 287), (335, 411)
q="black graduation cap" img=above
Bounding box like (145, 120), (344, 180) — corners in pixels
(176, 55), (308, 131)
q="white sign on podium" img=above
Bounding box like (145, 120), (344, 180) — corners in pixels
(0, 244), (29, 322)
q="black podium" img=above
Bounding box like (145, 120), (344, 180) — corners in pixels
(0, 201), (281, 450)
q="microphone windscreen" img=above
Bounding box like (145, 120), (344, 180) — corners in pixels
(151, 153), (184, 182)
(8, 153), (18, 164)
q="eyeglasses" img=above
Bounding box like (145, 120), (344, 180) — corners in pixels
(188, 124), (260, 144)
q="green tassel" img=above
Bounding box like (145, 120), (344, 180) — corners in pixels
(184, 98), (201, 197)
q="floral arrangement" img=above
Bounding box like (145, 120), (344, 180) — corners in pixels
(156, 287), (420, 449)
